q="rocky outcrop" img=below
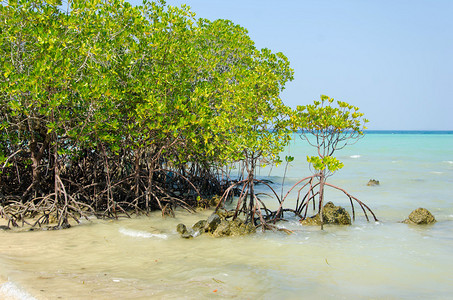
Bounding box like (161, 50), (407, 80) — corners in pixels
(403, 208), (436, 225)
(229, 218), (256, 236)
(196, 195), (223, 209)
(212, 220), (231, 237)
(176, 223), (188, 234)
(211, 218), (256, 237)
(177, 210), (256, 239)
(205, 214), (221, 233)
(367, 179), (380, 186)
(300, 202), (351, 226)
(192, 220), (206, 233)
(176, 223), (194, 239)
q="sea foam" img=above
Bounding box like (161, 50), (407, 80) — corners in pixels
(430, 171), (444, 175)
(0, 281), (37, 300)
(350, 155), (361, 159)
(119, 227), (168, 240)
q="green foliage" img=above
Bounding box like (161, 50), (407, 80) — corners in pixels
(285, 155), (294, 163)
(0, 0), (294, 224)
(295, 94), (368, 135)
(293, 95), (367, 175)
(306, 156), (344, 172)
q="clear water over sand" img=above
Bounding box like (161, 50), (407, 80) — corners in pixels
(1, 132), (453, 299)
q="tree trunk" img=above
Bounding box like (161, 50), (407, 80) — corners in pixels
(318, 174), (326, 230)
(29, 134), (50, 196)
(134, 150), (141, 197)
(248, 171), (255, 225)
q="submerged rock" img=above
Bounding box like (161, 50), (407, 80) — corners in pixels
(196, 195), (223, 209)
(216, 209), (236, 219)
(192, 220), (206, 233)
(176, 223), (188, 235)
(181, 231), (194, 239)
(209, 195), (222, 207)
(212, 220), (231, 237)
(177, 223), (198, 238)
(322, 202), (351, 225)
(300, 214), (322, 226)
(46, 224), (71, 230)
(229, 218), (256, 236)
(300, 202), (351, 226)
(403, 208), (436, 225)
(178, 210), (256, 239)
(205, 214), (221, 233)
(229, 218), (244, 236)
(367, 179), (380, 186)
(212, 218), (256, 237)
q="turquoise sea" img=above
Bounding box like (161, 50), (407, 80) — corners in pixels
(267, 131), (453, 220)
(1, 132), (453, 299)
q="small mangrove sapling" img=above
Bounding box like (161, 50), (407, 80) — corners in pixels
(277, 95), (378, 229)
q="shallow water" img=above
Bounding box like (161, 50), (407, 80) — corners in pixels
(1, 133), (453, 299)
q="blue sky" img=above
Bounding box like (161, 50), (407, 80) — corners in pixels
(129, 0), (453, 130)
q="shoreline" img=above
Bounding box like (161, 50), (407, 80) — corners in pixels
(0, 280), (37, 300)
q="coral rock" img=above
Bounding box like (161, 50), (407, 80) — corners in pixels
(367, 179), (380, 186)
(301, 202), (351, 226)
(205, 214), (221, 233)
(403, 208), (436, 225)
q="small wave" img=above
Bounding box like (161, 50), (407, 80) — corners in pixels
(430, 171), (444, 175)
(353, 227), (365, 231)
(443, 161), (453, 164)
(0, 281), (37, 300)
(119, 228), (167, 240)
(350, 155), (361, 159)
